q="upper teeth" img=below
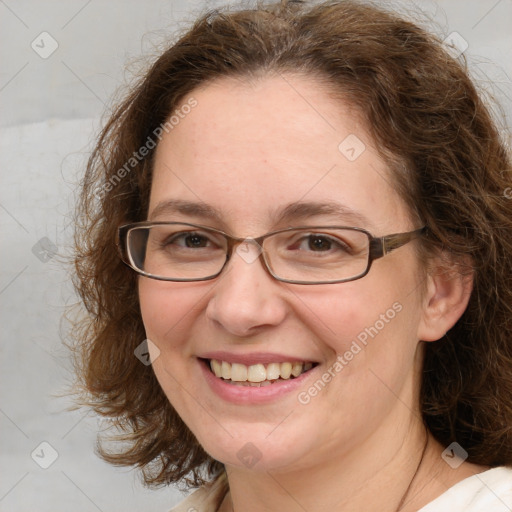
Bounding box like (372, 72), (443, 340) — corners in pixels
(209, 360), (313, 382)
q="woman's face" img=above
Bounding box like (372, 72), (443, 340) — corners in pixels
(139, 74), (427, 472)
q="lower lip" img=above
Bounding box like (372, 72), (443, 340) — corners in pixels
(199, 359), (317, 405)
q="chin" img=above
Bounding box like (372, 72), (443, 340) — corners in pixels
(192, 421), (314, 473)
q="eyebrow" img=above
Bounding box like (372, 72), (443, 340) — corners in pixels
(149, 199), (372, 228)
(149, 199), (223, 222)
(275, 201), (372, 228)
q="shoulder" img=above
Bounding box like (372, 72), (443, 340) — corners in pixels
(419, 466), (512, 512)
(168, 472), (229, 512)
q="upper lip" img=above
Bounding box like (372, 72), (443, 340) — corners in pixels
(198, 351), (319, 366)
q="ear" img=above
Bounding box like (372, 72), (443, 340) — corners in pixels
(417, 255), (473, 342)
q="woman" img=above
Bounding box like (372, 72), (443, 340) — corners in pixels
(72, 1), (512, 510)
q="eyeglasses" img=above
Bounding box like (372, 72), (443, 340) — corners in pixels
(117, 222), (426, 285)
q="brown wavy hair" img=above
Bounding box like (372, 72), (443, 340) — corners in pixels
(71, 0), (512, 488)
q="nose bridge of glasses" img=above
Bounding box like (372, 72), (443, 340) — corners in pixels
(228, 236), (265, 266)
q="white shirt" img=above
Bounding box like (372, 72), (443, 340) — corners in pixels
(418, 466), (512, 511)
(170, 467), (512, 512)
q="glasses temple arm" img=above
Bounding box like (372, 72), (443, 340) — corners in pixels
(370, 227), (426, 259)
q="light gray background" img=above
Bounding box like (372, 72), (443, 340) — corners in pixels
(0, 1), (511, 511)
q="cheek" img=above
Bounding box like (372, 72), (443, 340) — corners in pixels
(138, 279), (207, 344)
(293, 285), (393, 347)
(138, 280), (208, 422)
(139, 282), (172, 342)
(295, 272), (421, 372)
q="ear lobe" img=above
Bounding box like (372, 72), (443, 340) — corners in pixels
(417, 257), (473, 342)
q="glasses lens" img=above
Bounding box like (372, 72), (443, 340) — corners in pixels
(265, 228), (370, 283)
(127, 224), (227, 280)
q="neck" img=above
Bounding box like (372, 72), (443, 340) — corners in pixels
(221, 416), (443, 512)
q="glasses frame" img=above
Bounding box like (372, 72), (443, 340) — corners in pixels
(117, 221), (427, 285)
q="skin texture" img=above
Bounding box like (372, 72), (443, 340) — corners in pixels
(139, 74), (482, 511)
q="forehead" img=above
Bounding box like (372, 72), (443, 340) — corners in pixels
(149, 74), (411, 234)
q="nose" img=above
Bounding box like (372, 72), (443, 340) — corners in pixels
(205, 241), (288, 337)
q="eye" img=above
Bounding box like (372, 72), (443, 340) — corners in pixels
(173, 233), (209, 248)
(292, 233), (351, 253)
(306, 235), (334, 251)
(166, 231), (216, 249)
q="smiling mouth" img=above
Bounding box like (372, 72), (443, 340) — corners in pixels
(203, 359), (318, 387)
